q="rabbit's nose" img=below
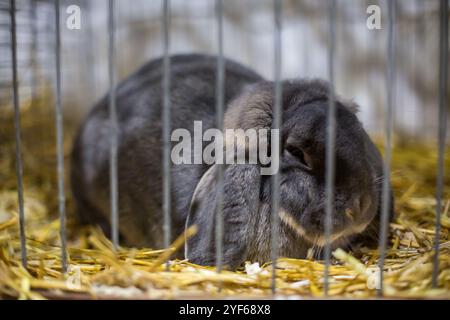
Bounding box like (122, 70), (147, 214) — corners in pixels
(344, 194), (371, 222)
(360, 194), (372, 215)
(342, 199), (362, 222)
(344, 208), (355, 221)
(344, 198), (361, 221)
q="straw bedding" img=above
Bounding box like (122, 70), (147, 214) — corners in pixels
(0, 92), (449, 299)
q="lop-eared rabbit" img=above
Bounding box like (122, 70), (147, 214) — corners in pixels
(71, 54), (393, 269)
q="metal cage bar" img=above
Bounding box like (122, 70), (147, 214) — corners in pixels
(162, 0), (172, 269)
(9, 0), (27, 268)
(378, 0), (396, 296)
(323, 0), (337, 296)
(432, 0), (448, 288)
(30, 0), (38, 104)
(108, 0), (119, 249)
(214, 0), (225, 274)
(54, 0), (67, 274)
(271, 0), (282, 294)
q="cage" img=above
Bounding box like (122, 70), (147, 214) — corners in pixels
(0, 0), (449, 300)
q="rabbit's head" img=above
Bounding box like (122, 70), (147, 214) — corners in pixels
(186, 79), (388, 265)
(275, 80), (383, 247)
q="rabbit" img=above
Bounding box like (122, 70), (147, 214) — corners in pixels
(71, 53), (394, 269)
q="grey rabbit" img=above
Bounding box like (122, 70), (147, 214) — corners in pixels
(71, 53), (394, 269)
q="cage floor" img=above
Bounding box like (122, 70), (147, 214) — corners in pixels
(0, 93), (449, 299)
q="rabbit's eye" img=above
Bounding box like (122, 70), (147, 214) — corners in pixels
(286, 145), (313, 171)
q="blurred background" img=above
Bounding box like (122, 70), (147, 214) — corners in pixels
(0, 0), (448, 141)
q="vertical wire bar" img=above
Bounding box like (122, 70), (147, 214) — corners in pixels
(215, 0), (225, 274)
(30, 0), (38, 103)
(108, 0), (119, 249)
(162, 0), (172, 270)
(54, 0), (67, 274)
(323, 0), (337, 297)
(271, 0), (282, 294)
(432, 0), (448, 288)
(377, 0), (396, 297)
(10, 0), (27, 268)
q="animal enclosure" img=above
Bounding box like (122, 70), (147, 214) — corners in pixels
(0, 0), (449, 299)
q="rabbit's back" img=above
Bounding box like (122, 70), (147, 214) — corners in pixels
(71, 54), (263, 248)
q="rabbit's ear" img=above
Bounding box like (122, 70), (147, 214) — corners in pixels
(184, 82), (272, 268)
(185, 163), (261, 269)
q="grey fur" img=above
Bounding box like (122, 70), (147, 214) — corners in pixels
(71, 54), (393, 269)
